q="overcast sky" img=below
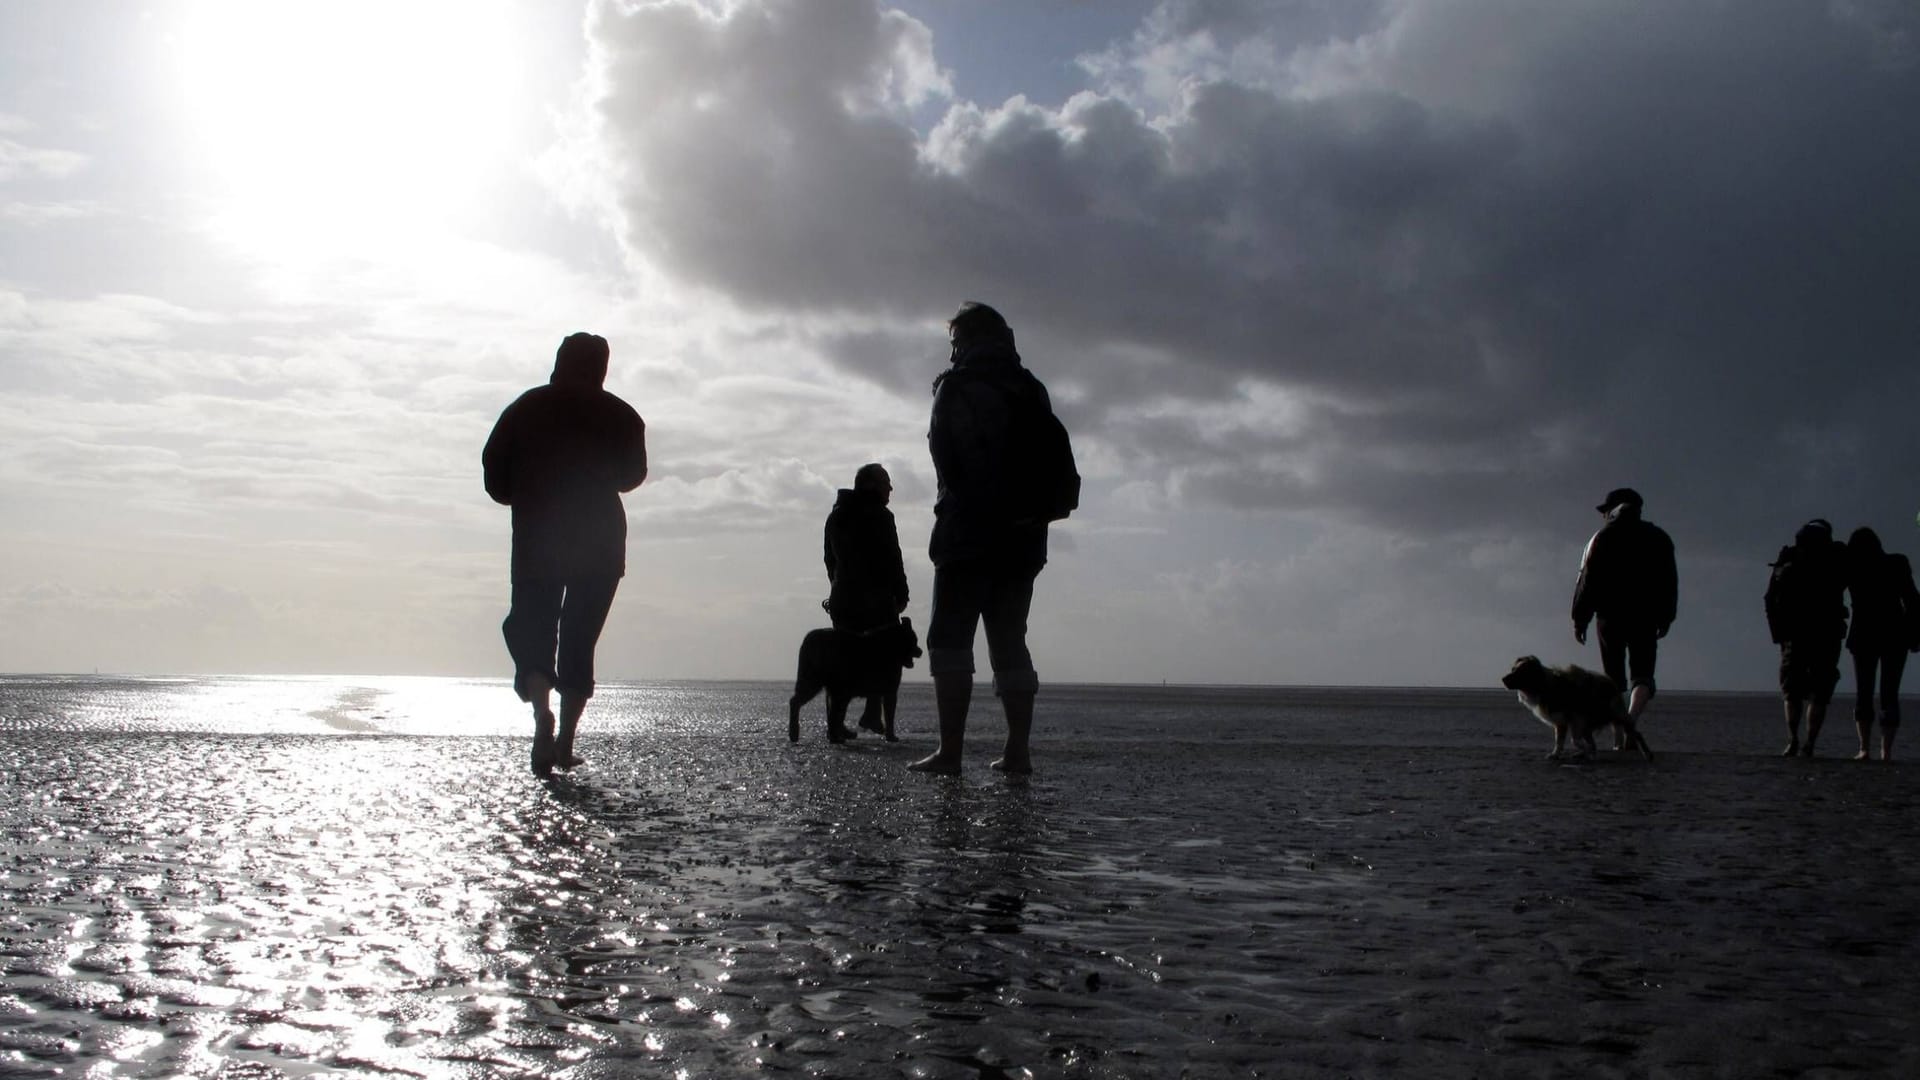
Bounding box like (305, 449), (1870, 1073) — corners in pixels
(3, 0), (1917, 690)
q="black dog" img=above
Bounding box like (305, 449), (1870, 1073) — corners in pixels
(788, 617), (922, 743)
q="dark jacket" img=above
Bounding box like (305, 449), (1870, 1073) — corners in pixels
(823, 488), (909, 632)
(1847, 552), (1920, 655)
(928, 340), (1052, 570)
(1571, 505), (1678, 634)
(482, 354), (647, 582)
(1764, 536), (1849, 646)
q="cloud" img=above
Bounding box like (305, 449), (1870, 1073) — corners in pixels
(0, 137), (85, 182)
(573, 0), (1920, 565)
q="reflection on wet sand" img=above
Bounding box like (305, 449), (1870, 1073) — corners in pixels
(7, 679), (1920, 1077)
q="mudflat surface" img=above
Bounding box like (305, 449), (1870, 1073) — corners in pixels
(3, 678), (1918, 1077)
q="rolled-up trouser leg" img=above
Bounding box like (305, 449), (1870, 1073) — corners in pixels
(554, 576), (620, 702)
(503, 579), (565, 703)
(981, 566), (1039, 697)
(928, 562), (984, 682)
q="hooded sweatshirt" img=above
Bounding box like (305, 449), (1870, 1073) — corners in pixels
(482, 350), (648, 582)
(823, 487), (909, 631)
(928, 338), (1053, 570)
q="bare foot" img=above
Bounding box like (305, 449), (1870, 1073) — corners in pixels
(1854, 749), (1872, 761)
(908, 752), (961, 775)
(989, 755), (1032, 775)
(1782, 742), (1800, 757)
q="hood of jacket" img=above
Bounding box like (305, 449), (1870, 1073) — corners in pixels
(552, 350), (608, 389)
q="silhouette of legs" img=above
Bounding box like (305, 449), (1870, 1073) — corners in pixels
(991, 692), (1034, 774)
(525, 671), (557, 777)
(1783, 696), (1826, 758)
(504, 576), (618, 776)
(1866, 645), (1896, 757)
(915, 557), (1041, 775)
(1854, 651), (1879, 760)
(555, 694), (587, 770)
(910, 673), (970, 774)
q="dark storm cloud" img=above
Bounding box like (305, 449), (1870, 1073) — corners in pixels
(583, 0), (1920, 556)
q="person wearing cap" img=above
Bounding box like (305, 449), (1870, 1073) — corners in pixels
(483, 332), (649, 777)
(909, 301), (1063, 775)
(1571, 488), (1678, 732)
(1765, 518), (1850, 756)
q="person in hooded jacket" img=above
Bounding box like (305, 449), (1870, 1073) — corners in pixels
(823, 463), (910, 634)
(1843, 526), (1920, 761)
(1572, 488), (1678, 735)
(1765, 518), (1850, 757)
(483, 332), (648, 777)
(909, 301), (1060, 776)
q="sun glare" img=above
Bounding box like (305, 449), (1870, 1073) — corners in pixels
(172, 0), (523, 258)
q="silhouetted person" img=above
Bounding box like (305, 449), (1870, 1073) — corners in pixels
(823, 463), (912, 737)
(482, 332), (647, 777)
(1571, 488), (1677, 735)
(910, 301), (1076, 775)
(1844, 526), (1920, 761)
(824, 463), (909, 633)
(1765, 518), (1849, 757)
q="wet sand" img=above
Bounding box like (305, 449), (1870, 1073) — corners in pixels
(4, 681), (1920, 1077)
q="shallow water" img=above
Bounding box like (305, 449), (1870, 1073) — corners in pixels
(3, 676), (1919, 1077)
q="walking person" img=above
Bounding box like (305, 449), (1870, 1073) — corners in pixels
(1765, 519), (1850, 757)
(910, 301), (1077, 775)
(483, 332), (648, 777)
(1844, 526), (1920, 761)
(1571, 488), (1678, 736)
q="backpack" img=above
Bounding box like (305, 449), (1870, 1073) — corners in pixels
(1764, 541), (1845, 644)
(993, 371), (1080, 525)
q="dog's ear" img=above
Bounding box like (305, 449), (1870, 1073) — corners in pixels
(1513, 655), (1540, 669)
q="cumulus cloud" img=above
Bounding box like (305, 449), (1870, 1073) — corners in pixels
(575, 0), (1920, 563)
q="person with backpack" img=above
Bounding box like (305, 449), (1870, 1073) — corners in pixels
(1843, 526), (1920, 761)
(1571, 488), (1678, 737)
(1765, 519), (1850, 757)
(909, 301), (1078, 776)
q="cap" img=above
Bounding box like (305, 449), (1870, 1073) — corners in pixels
(1596, 487), (1643, 514)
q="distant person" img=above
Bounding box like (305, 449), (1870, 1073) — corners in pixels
(1764, 519), (1849, 757)
(1571, 488), (1677, 737)
(910, 301), (1078, 775)
(1843, 526), (1920, 761)
(823, 462), (912, 737)
(824, 463), (909, 634)
(482, 332), (648, 777)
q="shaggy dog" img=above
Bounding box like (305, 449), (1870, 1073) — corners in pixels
(788, 617), (922, 744)
(1502, 655), (1654, 761)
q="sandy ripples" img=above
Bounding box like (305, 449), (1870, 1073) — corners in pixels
(5, 696), (1920, 1077)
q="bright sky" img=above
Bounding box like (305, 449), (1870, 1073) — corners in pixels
(3, 0), (1917, 689)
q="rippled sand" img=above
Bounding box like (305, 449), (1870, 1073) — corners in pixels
(4, 681), (1920, 1077)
